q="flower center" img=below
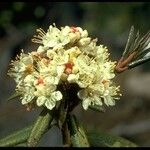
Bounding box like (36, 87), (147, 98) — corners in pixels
(64, 61), (74, 74)
(36, 77), (44, 85)
(25, 64), (34, 74)
(102, 80), (109, 88)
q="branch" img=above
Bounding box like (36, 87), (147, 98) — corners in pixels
(115, 26), (150, 73)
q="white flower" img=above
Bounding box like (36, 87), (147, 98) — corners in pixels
(78, 37), (91, 46)
(67, 54), (97, 87)
(78, 88), (103, 110)
(101, 62), (116, 80)
(37, 46), (49, 53)
(20, 86), (36, 105)
(32, 25), (90, 49)
(36, 91), (63, 110)
(24, 74), (35, 85)
(36, 96), (46, 106)
(8, 51), (34, 84)
(77, 81), (119, 110)
(8, 24), (121, 111)
(103, 90), (116, 106)
(34, 83), (56, 97)
(76, 27), (88, 38)
(43, 25), (61, 48)
(47, 50), (57, 59)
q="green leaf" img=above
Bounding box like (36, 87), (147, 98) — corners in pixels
(7, 92), (21, 102)
(68, 114), (90, 147)
(135, 49), (150, 61)
(128, 55), (150, 69)
(122, 26), (135, 57)
(15, 142), (27, 147)
(87, 130), (137, 147)
(27, 108), (53, 147)
(0, 125), (33, 147)
(0, 117), (54, 147)
(89, 105), (106, 113)
(123, 26), (150, 61)
(129, 30), (140, 54)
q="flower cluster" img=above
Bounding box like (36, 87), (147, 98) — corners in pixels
(8, 24), (121, 111)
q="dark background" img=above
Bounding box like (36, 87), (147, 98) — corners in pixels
(0, 2), (150, 146)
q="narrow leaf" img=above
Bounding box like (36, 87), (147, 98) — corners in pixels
(68, 114), (90, 147)
(27, 108), (53, 147)
(135, 49), (150, 61)
(87, 130), (137, 147)
(129, 30), (150, 58)
(0, 125), (33, 147)
(135, 31), (150, 53)
(122, 26), (135, 57)
(128, 55), (150, 69)
(122, 26), (150, 63)
(7, 92), (21, 102)
(129, 30), (140, 54)
(15, 142), (27, 147)
(134, 37), (150, 59)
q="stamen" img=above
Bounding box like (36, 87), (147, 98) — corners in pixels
(32, 39), (43, 44)
(64, 61), (74, 74)
(37, 28), (46, 36)
(32, 28), (46, 44)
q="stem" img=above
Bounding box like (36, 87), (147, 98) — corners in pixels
(57, 99), (68, 129)
(67, 114), (90, 147)
(56, 95), (71, 146)
(56, 83), (81, 147)
(61, 119), (71, 147)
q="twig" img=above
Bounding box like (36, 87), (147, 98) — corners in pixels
(115, 52), (136, 73)
(115, 26), (150, 73)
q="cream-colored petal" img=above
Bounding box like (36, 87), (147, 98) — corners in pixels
(51, 91), (63, 101)
(57, 65), (65, 77)
(21, 95), (34, 105)
(104, 95), (115, 106)
(82, 98), (91, 110)
(93, 96), (103, 106)
(67, 74), (78, 83)
(45, 99), (56, 110)
(47, 50), (56, 59)
(77, 89), (88, 100)
(36, 96), (47, 106)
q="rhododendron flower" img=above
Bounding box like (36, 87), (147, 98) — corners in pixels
(8, 24), (121, 111)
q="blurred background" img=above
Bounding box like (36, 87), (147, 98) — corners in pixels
(0, 2), (150, 147)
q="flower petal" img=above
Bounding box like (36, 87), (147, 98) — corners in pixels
(51, 91), (63, 101)
(45, 99), (56, 110)
(36, 96), (47, 106)
(82, 98), (91, 110)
